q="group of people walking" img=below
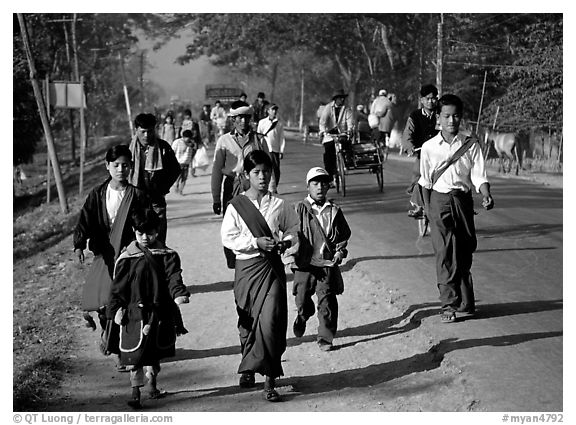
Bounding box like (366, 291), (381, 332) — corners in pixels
(74, 85), (494, 408)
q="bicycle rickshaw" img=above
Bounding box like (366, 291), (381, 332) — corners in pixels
(333, 124), (386, 196)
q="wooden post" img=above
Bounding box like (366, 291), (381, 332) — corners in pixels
(44, 76), (52, 203)
(299, 68), (304, 132)
(476, 70), (488, 134)
(63, 18), (76, 162)
(18, 13), (68, 213)
(79, 77), (87, 197)
(492, 105), (500, 131)
(119, 51), (134, 135)
(72, 13), (87, 197)
(436, 13), (444, 97)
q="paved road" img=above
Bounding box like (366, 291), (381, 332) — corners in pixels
(56, 132), (562, 412)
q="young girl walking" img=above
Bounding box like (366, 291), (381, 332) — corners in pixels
(161, 114), (176, 143)
(107, 208), (190, 409)
(221, 150), (299, 402)
(74, 145), (149, 340)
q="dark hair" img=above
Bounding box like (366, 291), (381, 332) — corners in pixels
(257, 92), (265, 99)
(184, 109), (192, 116)
(230, 100), (250, 109)
(131, 208), (160, 233)
(438, 94), (463, 115)
(105, 144), (132, 163)
(182, 130), (193, 138)
(134, 113), (157, 129)
(420, 84), (438, 98)
(243, 150), (272, 174)
(240, 92), (247, 98)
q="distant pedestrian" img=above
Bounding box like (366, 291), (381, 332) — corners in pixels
(171, 130), (196, 195)
(251, 92), (269, 130)
(179, 109), (194, 138)
(129, 113), (181, 244)
(239, 92), (248, 103)
(419, 94), (494, 323)
(403, 84), (439, 219)
(370, 89), (394, 149)
(210, 100), (227, 139)
(107, 208), (190, 409)
(257, 103), (285, 194)
(292, 167), (351, 352)
(160, 114), (176, 144)
(74, 145), (149, 340)
(221, 150), (299, 402)
(199, 104), (214, 144)
(211, 100), (269, 268)
(319, 89), (353, 184)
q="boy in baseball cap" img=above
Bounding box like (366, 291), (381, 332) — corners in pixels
(291, 167), (351, 351)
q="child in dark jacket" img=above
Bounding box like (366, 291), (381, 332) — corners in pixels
(107, 208), (190, 409)
(292, 167), (351, 352)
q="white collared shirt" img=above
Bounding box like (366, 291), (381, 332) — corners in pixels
(221, 192), (298, 260)
(257, 117), (285, 154)
(306, 195), (337, 267)
(418, 132), (489, 193)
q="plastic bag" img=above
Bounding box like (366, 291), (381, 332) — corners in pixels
(368, 113), (380, 129)
(192, 145), (210, 168)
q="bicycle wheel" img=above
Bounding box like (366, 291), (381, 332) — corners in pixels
(338, 152), (347, 197)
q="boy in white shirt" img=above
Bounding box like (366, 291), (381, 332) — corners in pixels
(257, 104), (285, 194)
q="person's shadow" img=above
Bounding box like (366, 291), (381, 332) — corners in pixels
(165, 299), (562, 364)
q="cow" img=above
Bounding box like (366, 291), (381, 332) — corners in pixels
(484, 130), (526, 175)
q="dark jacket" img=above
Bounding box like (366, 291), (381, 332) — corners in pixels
(73, 180), (149, 256)
(402, 108), (438, 153)
(106, 240), (190, 364)
(130, 138), (181, 203)
(294, 199), (351, 267)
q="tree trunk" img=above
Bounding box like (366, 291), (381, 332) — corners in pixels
(269, 61), (279, 103)
(380, 24), (395, 71)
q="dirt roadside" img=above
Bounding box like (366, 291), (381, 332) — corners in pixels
(13, 143), (562, 413)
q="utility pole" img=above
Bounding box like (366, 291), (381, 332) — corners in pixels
(62, 18), (76, 162)
(476, 70), (488, 134)
(436, 13), (444, 97)
(118, 51), (134, 135)
(71, 13), (88, 197)
(18, 13), (68, 213)
(299, 68), (304, 132)
(140, 51), (146, 110)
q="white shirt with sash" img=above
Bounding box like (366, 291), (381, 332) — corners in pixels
(221, 192), (298, 260)
(418, 132), (488, 194)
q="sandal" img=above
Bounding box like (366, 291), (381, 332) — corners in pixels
(263, 388), (281, 402)
(239, 372), (255, 388)
(149, 388), (168, 399)
(440, 311), (456, 323)
(127, 398), (142, 409)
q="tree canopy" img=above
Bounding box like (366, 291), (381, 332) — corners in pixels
(13, 13), (562, 166)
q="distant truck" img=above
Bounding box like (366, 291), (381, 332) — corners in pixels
(205, 84), (243, 106)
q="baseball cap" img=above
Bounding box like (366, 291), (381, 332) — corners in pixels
(379, 89), (387, 96)
(306, 167), (330, 184)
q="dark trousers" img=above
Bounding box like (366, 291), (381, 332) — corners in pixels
(222, 175), (237, 269)
(293, 266), (341, 343)
(151, 199), (167, 244)
(269, 152), (281, 190)
(322, 141), (337, 180)
(429, 190), (477, 313)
